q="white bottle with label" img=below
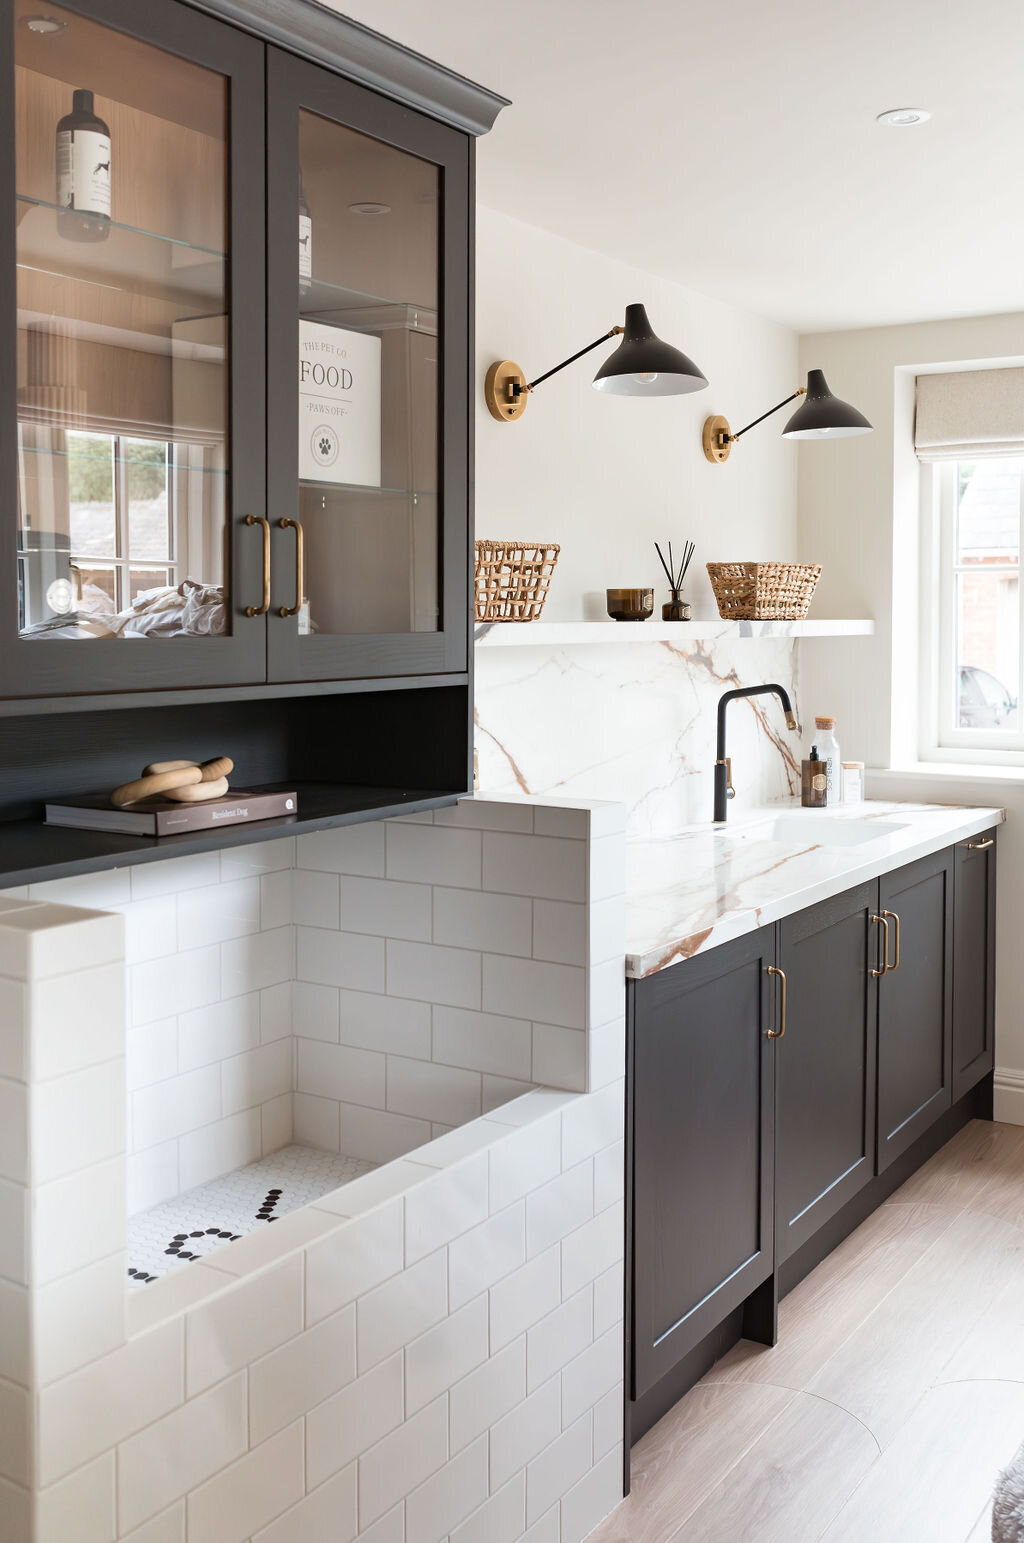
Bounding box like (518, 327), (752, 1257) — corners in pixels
(55, 88), (111, 243)
(298, 178), (313, 292)
(812, 716), (841, 807)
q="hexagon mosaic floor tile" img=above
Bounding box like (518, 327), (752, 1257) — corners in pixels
(127, 1143), (377, 1286)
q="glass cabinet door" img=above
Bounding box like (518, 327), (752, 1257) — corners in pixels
(0, 0), (266, 697)
(266, 50), (470, 682)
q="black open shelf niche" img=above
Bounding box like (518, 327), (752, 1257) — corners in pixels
(0, 684), (470, 887)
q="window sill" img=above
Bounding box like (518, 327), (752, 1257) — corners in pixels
(872, 762), (1024, 787)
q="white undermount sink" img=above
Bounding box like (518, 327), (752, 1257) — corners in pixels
(757, 815), (910, 847)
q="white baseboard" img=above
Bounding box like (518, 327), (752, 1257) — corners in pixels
(993, 1068), (1024, 1126)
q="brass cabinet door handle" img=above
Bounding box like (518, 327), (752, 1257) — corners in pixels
(883, 909), (901, 971)
(244, 515), (271, 616)
(278, 518), (305, 618)
(967, 837), (994, 851)
(766, 964), (787, 1039)
(871, 913), (890, 977)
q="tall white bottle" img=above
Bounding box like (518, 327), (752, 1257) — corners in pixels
(298, 177), (312, 293)
(813, 716), (841, 807)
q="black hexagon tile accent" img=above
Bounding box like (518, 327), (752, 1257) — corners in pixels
(126, 1145), (376, 1286)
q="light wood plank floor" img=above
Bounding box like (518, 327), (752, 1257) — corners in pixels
(595, 1118), (1024, 1543)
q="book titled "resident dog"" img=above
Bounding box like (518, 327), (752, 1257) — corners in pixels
(45, 789), (299, 837)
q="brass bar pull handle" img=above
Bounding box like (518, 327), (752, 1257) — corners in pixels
(871, 914), (890, 977)
(883, 909), (901, 971)
(967, 837), (994, 851)
(766, 964), (787, 1039)
(278, 518), (305, 618)
(244, 515), (271, 617)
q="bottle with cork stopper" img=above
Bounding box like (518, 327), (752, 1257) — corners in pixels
(812, 716), (841, 807)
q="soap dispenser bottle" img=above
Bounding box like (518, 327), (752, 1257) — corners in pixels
(801, 746), (828, 808)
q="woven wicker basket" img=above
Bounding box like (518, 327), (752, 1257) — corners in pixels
(706, 561), (822, 621)
(474, 540), (560, 622)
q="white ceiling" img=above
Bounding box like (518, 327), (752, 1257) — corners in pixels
(328, 0), (1024, 334)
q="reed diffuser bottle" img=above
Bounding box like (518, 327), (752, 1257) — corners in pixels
(655, 538), (694, 620)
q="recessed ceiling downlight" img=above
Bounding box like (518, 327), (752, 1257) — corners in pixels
(348, 202), (391, 216)
(21, 14), (68, 32)
(876, 107), (930, 127)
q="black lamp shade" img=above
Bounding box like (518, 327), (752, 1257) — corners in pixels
(592, 303), (708, 398)
(782, 368), (872, 440)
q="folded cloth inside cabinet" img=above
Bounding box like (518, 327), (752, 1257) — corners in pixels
(21, 578), (227, 639)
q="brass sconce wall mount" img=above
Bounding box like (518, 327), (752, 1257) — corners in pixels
(484, 304), (706, 423)
(702, 369), (872, 463)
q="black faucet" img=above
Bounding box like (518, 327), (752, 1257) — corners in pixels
(714, 683), (799, 822)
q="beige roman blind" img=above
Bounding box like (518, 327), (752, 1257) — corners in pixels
(915, 367), (1024, 460)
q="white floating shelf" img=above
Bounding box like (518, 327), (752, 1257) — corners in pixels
(475, 618), (875, 647)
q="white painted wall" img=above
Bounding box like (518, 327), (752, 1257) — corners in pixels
(474, 205), (800, 621)
(473, 207), (805, 834)
(795, 311), (1024, 1117)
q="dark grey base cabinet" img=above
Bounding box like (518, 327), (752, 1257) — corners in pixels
(627, 828), (997, 1443)
(776, 880), (878, 1261)
(630, 930), (775, 1403)
(876, 848), (954, 1171)
(953, 833), (997, 1100)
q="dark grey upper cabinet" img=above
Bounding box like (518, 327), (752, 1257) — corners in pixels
(0, 0), (268, 698)
(0, 0), (483, 703)
(876, 847), (954, 1172)
(953, 830), (997, 1100)
(776, 881), (878, 1262)
(630, 928), (775, 1401)
(265, 48), (470, 683)
(187, 0), (509, 136)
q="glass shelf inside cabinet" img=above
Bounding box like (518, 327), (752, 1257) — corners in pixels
(16, 195), (225, 310)
(297, 481), (436, 497)
(300, 277), (437, 336)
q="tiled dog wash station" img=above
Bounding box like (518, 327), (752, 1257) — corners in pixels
(0, 797), (627, 1543)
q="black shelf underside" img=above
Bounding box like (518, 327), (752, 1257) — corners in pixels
(0, 782), (459, 889)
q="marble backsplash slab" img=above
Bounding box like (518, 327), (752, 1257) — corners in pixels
(475, 628), (803, 837)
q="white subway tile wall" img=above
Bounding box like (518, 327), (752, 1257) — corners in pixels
(0, 800), (625, 1216)
(0, 797), (627, 1542)
(292, 801), (619, 1152)
(4, 845), (297, 1216)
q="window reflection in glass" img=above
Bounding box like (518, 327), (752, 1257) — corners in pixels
(15, 0), (229, 640)
(955, 460), (1022, 730)
(295, 109), (440, 637)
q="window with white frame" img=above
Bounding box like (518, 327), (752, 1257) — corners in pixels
(936, 458), (1022, 750)
(916, 366), (1024, 760)
(67, 431), (179, 616)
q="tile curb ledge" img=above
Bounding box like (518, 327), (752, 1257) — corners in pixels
(124, 1088), (588, 1331)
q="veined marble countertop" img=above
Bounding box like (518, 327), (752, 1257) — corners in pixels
(625, 799), (1005, 979)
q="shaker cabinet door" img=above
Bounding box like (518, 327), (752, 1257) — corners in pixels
(264, 47), (470, 683)
(776, 883), (877, 1263)
(630, 929), (775, 1401)
(876, 848), (954, 1172)
(952, 830), (997, 1100)
(0, 0), (268, 698)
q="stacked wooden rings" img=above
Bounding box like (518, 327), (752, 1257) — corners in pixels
(111, 757), (235, 808)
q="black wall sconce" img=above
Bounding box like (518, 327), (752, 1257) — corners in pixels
(702, 368), (872, 463)
(485, 302), (707, 422)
